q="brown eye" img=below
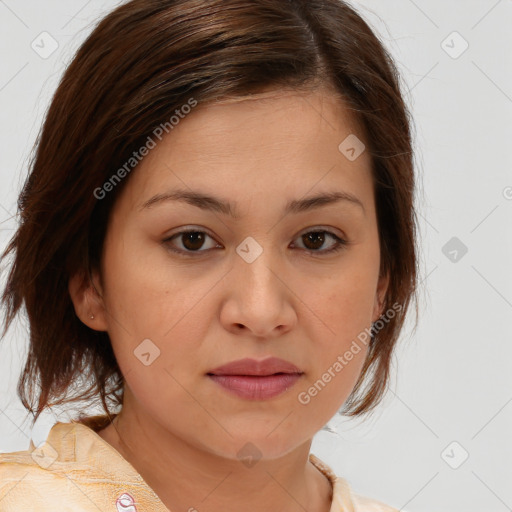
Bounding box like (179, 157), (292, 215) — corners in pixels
(163, 227), (348, 258)
(292, 230), (347, 254)
(164, 230), (219, 254)
(302, 231), (327, 250)
(180, 231), (207, 251)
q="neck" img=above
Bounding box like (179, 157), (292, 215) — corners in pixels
(97, 408), (332, 512)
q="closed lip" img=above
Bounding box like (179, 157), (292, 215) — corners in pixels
(207, 357), (303, 376)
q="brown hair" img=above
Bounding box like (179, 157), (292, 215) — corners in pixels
(0, 0), (419, 427)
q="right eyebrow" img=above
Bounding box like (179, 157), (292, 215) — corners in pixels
(139, 188), (366, 218)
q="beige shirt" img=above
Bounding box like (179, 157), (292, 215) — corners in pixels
(0, 416), (398, 511)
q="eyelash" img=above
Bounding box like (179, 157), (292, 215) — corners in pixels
(162, 228), (348, 258)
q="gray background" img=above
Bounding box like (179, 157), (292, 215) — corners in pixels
(0, 1), (511, 511)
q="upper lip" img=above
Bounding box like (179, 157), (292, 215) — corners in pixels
(207, 357), (303, 376)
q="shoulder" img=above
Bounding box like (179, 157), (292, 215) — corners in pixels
(336, 476), (401, 512)
(0, 421), (105, 510)
(0, 440), (65, 478)
(309, 453), (400, 512)
(336, 479), (400, 512)
(0, 445), (72, 511)
(0, 421), (82, 481)
(0, 420), (169, 511)
(351, 490), (401, 512)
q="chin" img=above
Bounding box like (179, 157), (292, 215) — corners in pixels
(200, 429), (308, 463)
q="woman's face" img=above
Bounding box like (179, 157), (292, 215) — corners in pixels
(77, 87), (388, 460)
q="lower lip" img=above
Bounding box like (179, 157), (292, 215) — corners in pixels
(207, 373), (303, 400)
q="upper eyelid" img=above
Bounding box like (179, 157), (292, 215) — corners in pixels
(165, 226), (344, 240)
(164, 227), (346, 248)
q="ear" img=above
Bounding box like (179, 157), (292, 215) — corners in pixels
(68, 268), (108, 331)
(372, 270), (390, 323)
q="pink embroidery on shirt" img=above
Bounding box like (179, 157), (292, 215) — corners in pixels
(116, 492), (138, 512)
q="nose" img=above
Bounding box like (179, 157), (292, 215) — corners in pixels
(219, 238), (297, 338)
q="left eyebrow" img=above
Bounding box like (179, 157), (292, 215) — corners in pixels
(139, 188), (366, 218)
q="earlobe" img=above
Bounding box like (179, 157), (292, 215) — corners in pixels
(372, 270), (390, 323)
(68, 269), (108, 331)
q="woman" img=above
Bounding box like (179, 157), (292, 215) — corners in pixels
(0, 0), (419, 510)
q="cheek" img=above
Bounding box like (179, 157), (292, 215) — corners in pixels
(302, 266), (377, 341)
(295, 262), (376, 399)
(297, 288), (371, 415)
(101, 235), (177, 331)
(119, 360), (212, 444)
(100, 241), (213, 381)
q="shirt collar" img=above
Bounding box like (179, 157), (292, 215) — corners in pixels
(34, 416), (355, 512)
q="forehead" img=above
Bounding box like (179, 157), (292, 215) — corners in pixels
(118, 87), (373, 215)
(185, 86), (359, 135)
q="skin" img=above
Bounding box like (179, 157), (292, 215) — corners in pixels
(69, 86), (389, 512)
